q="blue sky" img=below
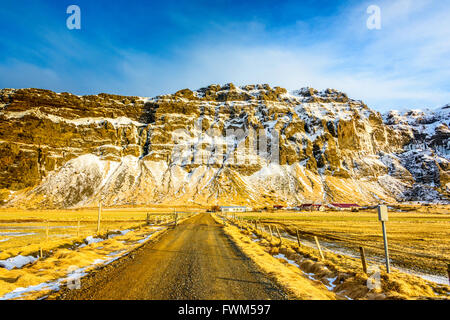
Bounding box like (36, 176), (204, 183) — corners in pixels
(0, 0), (449, 112)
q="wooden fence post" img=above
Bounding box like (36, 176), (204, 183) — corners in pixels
(77, 219), (80, 237)
(296, 229), (302, 247)
(275, 225), (282, 245)
(97, 202), (102, 234)
(359, 246), (368, 274)
(39, 247), (43, 259)
(268, 225), (273, 241)
(146, 213), (150, 225)
(314, 236), (325, 260)
(447, 264), (450, 286)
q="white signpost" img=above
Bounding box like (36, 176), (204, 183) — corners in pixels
(378, 205), (390, 273)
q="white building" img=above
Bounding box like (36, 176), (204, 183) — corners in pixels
(220, 206), (251, 213)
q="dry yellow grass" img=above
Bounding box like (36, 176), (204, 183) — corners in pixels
(216, 213), (450, 300)
(232, 206), (450, 279)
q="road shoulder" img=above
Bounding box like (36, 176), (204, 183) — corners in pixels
(212, 215), (336, 300)
(47, 225), (171, 300)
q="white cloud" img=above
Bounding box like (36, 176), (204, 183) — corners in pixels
(0, 60), (61, 90)
(114, 46), (448, 112)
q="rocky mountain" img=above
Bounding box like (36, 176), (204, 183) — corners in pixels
(0, 84), (448, 208)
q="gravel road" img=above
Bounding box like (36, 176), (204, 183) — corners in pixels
(55, 213), (289, 300)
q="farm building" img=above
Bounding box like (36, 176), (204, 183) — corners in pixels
(297, 204), (325, 211)
(328, 203), (360, 210)
(220, 206), (251, 213)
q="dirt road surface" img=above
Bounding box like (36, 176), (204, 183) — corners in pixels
(56, 213), (289, 300)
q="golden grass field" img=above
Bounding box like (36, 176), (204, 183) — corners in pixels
(215, 214), (450, 300)
(0, 204), (448, 298)
(232, 205), (450, 279)
(0, 204), (448, 300)
(0, 207), (200, 260)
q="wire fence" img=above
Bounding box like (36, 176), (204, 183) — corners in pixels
(218, 212), (450, 286)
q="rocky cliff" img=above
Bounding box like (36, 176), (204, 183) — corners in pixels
(0, 84), (448, 208)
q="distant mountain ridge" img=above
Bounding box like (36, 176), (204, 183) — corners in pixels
(0, 84), (448, 208)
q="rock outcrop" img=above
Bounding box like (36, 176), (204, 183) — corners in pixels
(0, 85), (448, 208)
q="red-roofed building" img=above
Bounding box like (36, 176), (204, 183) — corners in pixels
(329, 203), (360, 210)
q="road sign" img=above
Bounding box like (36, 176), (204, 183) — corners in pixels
(378, 205), (390, 273)
(378, 205), (388, 222)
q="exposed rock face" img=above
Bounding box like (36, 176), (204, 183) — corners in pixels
(0, 85), (448, 208)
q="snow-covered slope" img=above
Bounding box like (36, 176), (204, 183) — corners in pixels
(0, 85), (448, 208)
(383, 105), (450, 201)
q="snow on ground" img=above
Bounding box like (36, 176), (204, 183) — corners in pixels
(0, 255), (39, 271)
(273, 253), (300, 268)
(0, 232), (37, 237)
(84, 236), (104, 245)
